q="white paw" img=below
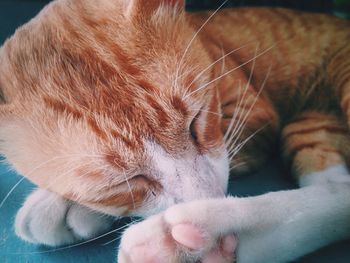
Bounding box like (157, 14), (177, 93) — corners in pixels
(15, 188), (114, 247)
(118, 200), (237, 263)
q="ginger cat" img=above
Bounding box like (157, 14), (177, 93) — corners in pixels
(1, 0), (350, 262)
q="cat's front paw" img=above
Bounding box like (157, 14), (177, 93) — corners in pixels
(15, 188), (114, 247)
(118, 201), (237, 263)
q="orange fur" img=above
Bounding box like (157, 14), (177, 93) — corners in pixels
(1, 0), (350, 215)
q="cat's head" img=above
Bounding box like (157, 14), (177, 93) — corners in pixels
(0, 0), (229, 217)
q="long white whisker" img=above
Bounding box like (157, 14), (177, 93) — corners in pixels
(10, 219), (142, 255)
(191, 108), (222, 116)
(224, 45), (259, 143)
(184, 44), (276, 99)
(0, 154), (106, 211)
(230, 154), (254, 164)
(227, 65), (271, 155)
(57, 166), (112, 204)
(175, 0), (229, 83)
(123, 170), (136, 210)
(229, 161), (247, 171)
(229, 124), (268, 158)
(223, 79), (244, 141)
(0, 177), (25, 209)
(100, 219), (140, 246)
(220, 44), (226, 75)
(184, 41), (254, 94)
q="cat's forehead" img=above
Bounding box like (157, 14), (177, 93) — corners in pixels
(0, 0), (209, 98)
(0, 0), (212, 161)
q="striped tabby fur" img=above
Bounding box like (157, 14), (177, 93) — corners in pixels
(1, 0), (350, 262)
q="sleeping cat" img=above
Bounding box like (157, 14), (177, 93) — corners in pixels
(1, 0), (350, 262)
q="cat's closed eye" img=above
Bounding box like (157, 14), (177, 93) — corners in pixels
(189, 110), (201, 144)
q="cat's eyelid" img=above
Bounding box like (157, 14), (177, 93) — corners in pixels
(189, 108), (202, 119)
(188, 94), (212, 119)
(187, 105), (205, 136)
(188, 104), (205, 125)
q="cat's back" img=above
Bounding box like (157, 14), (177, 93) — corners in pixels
(189, 7), (350, 115)
(189, 7), (350, 75)
(192, 7), (350, 36)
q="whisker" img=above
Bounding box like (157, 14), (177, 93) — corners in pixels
(220, 44), (226, 76)
(224, 45), (259, 144)
(184, 41), (255, 94)
(0, 177), (25, 209)
(101, 218), (143, 246)
(55, 165), (113, 204)
(223, 79), (244, 141)
(229, 154), (253, 165)
(123, 170), (136, 210)
(175, 0), (229, 83)
(229, 124), (268, 157)
(190, 108), (222, 116)
(42, 165), (92, 193)
(22, 154), (107, 178)
(184, 43), (276, 99)
(9, 219), (142, 255)
(2, 153), (108, 210)
(227, 65), (271, 154)
(0, 154), (105, 211)
(226, 84), (256, 151)
(229, 161), (247, 171)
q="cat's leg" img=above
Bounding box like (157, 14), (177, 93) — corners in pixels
(231, 112), (350, 262)
(118, 112), (350, 263)
(15, 188), (114, 246)
(119, 182), (350, 263)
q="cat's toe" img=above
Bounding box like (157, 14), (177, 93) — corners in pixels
(171, 223), (207, 250)
(118, 213), (174, 263)
(118, 202), (237, 263)
(170, 223), (237, 263)
(15, 188), (114, 246)
(15, 188), (75, 246)
(201, 235), (238, 263)
(66, 203), (113, 240)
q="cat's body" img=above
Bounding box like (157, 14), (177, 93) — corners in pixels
(1, 0), (350, 262)
(192, 8), (350, 173)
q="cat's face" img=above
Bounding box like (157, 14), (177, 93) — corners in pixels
(0, 0), (229, 217)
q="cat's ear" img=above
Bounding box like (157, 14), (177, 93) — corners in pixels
(126, 0), (185, 18)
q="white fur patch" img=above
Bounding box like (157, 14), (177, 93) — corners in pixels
(299, 164), (350, 187)
(119, 181), (350, 263)
(135, 141), (229, 217)
(15, 188), (114, 246)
